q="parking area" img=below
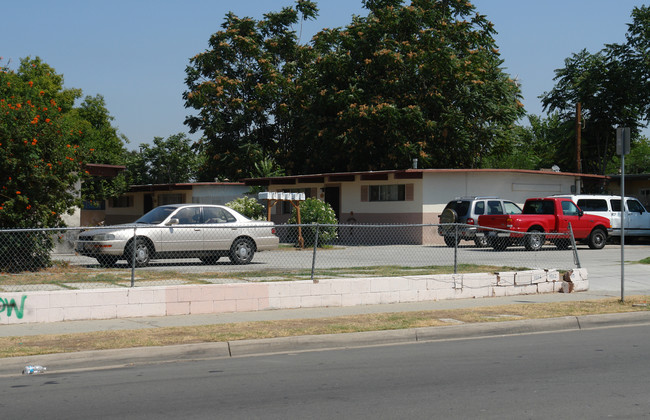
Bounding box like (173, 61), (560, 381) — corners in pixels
(50, 242), (650, 292)
(2, 223), (648, 295)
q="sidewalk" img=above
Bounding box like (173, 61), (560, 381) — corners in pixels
(2, 289), (650, 377)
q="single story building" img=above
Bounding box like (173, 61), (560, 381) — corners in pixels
(244, 168), (610, 244)
(82, 181), (249, 226)
(607, 174), (650, 208)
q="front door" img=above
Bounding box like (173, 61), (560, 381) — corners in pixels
(144, 194), (154, 214)
(324, 187), (340, 219)
(160, 207), (204, 253)
(625, 198), (650, 235)
(559, 200), (590, 237)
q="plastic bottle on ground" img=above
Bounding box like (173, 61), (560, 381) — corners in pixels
(22, 365), (46, 374)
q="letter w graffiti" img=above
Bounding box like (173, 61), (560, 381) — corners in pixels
(0, 296), (27, 319)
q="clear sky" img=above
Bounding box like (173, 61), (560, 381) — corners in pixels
(3, 0), (646, 150)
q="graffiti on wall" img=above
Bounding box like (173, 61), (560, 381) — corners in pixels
(0, 296), (27, 319)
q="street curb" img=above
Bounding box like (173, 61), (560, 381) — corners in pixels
(2, 312), (650, 377)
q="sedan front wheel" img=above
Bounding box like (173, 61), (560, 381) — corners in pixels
(126, 239), (152, 267)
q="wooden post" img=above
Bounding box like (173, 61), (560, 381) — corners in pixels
(289, 200), (304, 248)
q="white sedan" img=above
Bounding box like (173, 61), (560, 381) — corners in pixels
(75, 204), (279, 267)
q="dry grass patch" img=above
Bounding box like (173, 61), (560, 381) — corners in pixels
(0, 263), (530, 288)
(1, 295), (649, 358)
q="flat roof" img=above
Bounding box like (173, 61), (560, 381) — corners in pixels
(243, 168), (609, 186)
(129, 181), (245, 192)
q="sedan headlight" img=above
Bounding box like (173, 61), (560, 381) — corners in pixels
(93, 233), (115, 241)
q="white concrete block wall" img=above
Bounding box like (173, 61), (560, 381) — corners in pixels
(0, 269), (582, 325)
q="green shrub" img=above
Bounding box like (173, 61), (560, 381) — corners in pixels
(226, 196), (265, 220)
(288, 198), (338, 246)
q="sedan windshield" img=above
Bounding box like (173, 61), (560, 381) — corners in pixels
(135, 206), (176, 224)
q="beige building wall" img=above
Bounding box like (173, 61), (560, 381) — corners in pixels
(421, 171), (579, 223)
(103, 189), (193, 225)
(259, 170), (597, 245)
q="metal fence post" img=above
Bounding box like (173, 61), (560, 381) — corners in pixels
(453, 223), (458, 274)
(311, 223), (320, 283)
(568, 222), (581, 268)
(131, 225), (137, 287)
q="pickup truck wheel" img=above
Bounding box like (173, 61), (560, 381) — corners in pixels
(524, 229), (545, 251)
(443, 235), (461, 247)
(588, 228), (607, 249)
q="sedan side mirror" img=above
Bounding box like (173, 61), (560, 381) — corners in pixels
(166, 218), (179, 226)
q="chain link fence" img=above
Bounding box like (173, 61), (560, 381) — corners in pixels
(0, 223), (581, 292)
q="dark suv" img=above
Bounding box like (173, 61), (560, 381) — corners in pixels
(438, 196), (522, 247)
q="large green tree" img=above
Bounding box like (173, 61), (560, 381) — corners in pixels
(184, 1), (318, 181)
(0, 57), (88, 270)
(184, 0), (524, 179)
(291, 0), (524, 173)
(481, 113), (573, 171)
(0, 57), (87, 228)
(66, 94), (130, 202)
(126, 133), (204, 185)
(541, 49), (640, 174)
(541, 6), (650, 175)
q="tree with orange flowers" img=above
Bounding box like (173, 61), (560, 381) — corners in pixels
(185, 0), (524, 179)
(0, 57), (88, 270)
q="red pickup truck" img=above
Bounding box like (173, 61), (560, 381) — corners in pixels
(477, 197), (610, 251)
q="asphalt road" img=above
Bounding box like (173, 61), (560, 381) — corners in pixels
(4, 323), (650, 419)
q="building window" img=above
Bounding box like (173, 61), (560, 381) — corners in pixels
(369, 185), (405, 202)
(159, 193), (184, 205)
(111, 196), (133, 208)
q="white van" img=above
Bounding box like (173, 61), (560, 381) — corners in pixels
(552, 194), (650, 237)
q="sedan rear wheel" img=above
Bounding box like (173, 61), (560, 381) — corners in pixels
(229, 238), (254, 264)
